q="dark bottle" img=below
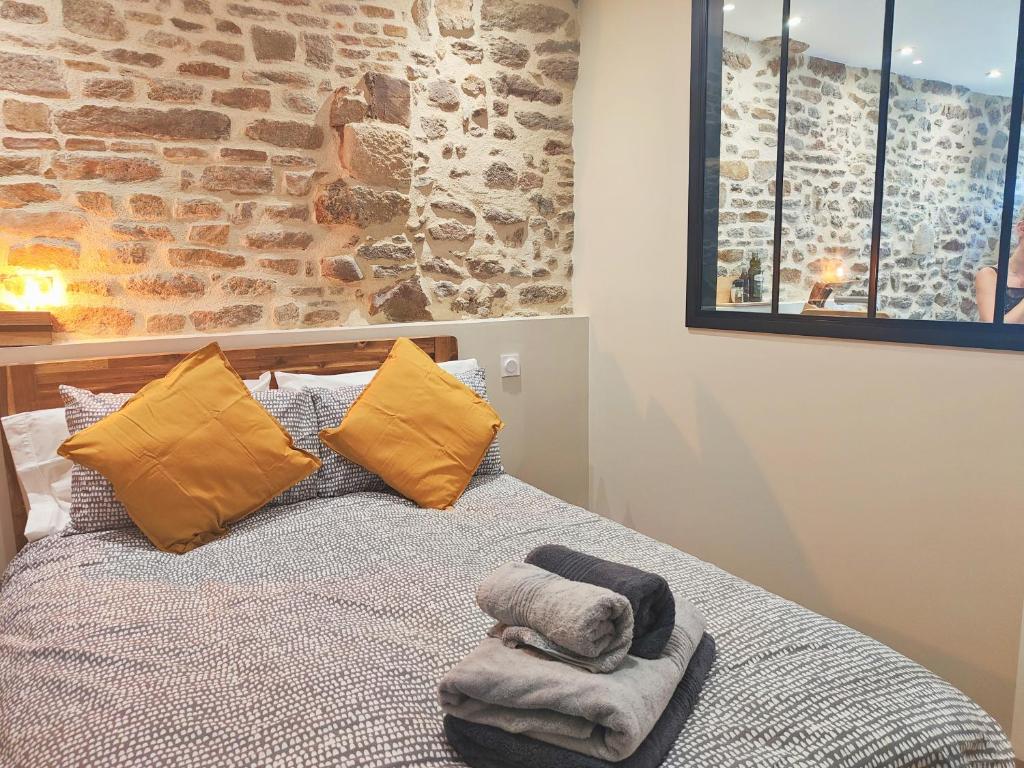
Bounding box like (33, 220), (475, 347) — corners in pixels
(748, 255), (764, 302)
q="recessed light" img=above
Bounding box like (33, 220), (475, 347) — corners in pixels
(987, 69), (1003, 78)
(788, 15), (802, 27)
(899, 46), (915, 56)
(723, 2), (736, 11)
(912, 58), (923, 65)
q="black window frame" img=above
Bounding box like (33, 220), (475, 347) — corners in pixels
(686, 0), (1024, 352)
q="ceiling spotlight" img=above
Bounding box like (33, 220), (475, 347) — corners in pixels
(899, 46), (915, 55)
(788, 15), (802, 27)
(912, 58), (923, 65)
(723, 2), (736, 11)
(987, 69), (1003, 78)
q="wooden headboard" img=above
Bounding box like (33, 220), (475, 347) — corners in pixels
(0, 335), (458, 551)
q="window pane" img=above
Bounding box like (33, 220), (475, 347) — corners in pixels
(778, 0), (885, 317)
(878, 0), (1020, 322)
(703, 1), (783, 313)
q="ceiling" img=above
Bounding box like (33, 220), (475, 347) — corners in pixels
(723, 0), (1019, 96)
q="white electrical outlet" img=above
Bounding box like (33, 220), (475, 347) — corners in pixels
(500, 353), (521, 378)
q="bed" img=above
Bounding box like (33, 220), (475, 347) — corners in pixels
(0, 338), (1015, 768)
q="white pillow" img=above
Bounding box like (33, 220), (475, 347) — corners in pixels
(1, 372), (272, 542)
(275, 359), (480, 391)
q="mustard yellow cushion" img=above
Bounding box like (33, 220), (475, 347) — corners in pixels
(319, 337), (504, 509)
(57, 343), (321, 554)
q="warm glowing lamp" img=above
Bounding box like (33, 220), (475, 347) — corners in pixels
(0, 270), (61, 346)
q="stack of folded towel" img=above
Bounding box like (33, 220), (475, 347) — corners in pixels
(439, 544), (716, 768)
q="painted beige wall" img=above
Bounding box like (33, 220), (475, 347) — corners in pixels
(575, 0), (1024, 731)
(0, 315), (590, 570)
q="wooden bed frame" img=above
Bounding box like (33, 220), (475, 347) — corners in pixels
(0, 335), (459, 552)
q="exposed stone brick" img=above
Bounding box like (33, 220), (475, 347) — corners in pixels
(3, 137), (58, 150)
(174, 197), (224, 220)
(8, 238), (80, 269)
(170, 17), (204, 31)
(53, 306), (135, 336)
(3, 100), (50, 132)
(82, 77), (134, 101)
(178, 60), (229, 78)
(357, 235), (414, 261)
(221, 276), (275, 296)
(518, 282), (567, 304)
(191, 304), (262, 331)
(98, 242), (149, 268)
(484, 160), (518, 189)
(199, 40), (245, 61)
(163, 147), (209, 163)
(0, 182), (59, 208)
(245, 230), (314, 250)
(489, 36), (529, 68)
(340, 123), (411, 186)
(330, 92), (368, 127)
(428, 220), (475, 241)
(146, 314), (187, 334)
(515, 110), (572, 131)
(360, 71), (411, 127)
(314, 179), (410, 226)
(252, 25), (297, 62)
(148, 79), (204, 103)
(55, 106), (231, 141)
(427, 79), (461, 111)
(168, 247), (245, 268)
(127, 273), (205, 298)
(303, 32), (333, 69)
(273, 302), (299, 327)
(370, 277), (431, 322)
(50, 153), (162, 182)
(451, 41), (484, 64)
(127, 193), (167, 220)
(199, 165), (273, 194)
(75, 190), (114, 216)
(0, 52), (68, 98)
(538, 56), (578, 84)
(263, 203), (308, 222)
(103, 49), (163, 68)
(361, 5), (394, 18)
(481, 0), (568, 33)
(220, 147), (268, 162)
(62, 0), (126, 40)
(110, 222), (174, 241)
(215, 18), (241, 34)
(144, 30), (191, 52)
(188, 223), (229, 245)
(1, 1), (47, 23)
(212, 87), (271, 111)
(65, 138), (106, 151)
(490, 73), (561, 105)
(436, 0), (473, 37)
(283, 93), (317, 114)
(321, 255), (363, 282)
(245, 119), (324, 149)
(259, 257), (302, 275)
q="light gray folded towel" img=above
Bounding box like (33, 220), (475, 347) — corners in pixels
(476, 561), (634, 673)
(439, 600), (706, 762)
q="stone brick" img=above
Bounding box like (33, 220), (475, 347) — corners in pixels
(67, 279), (112, 297)
(0, 154), (40, 176)
(188, 223), (229, 245)
(252, 25), (296, 62)
(302, 308), (341, 327)
(436, 0), (473, 37)
(1, 1), (46, 23)
(65, 138), (106, 151)
(720, 160), (749, 180)
(110, 222), (174, 241)
(320, 255), (363, 282)
(212, 87), (271, 111)
(538, 56), (578, 84)
(428, 220), (475, 241)
(199, 165), (273, 194)
(490, 73), (561, 105)
(148, 79), (203, 103)
(284, 171), (316, 196)
(174, 197), (224, 220)
(361, 5), (394, 18)
(330, 92), (368, 127)
(184, 0), (211, 12)
(544, 138), (571, 155)
(273, 302), (299, 327)
(283, 93), (317, 115)
(103, 49), (163, 68)
(357, 235), (414, 261)
(259, 257), (301, 275)
(198, 40), (245, 61)
(144, 30), (191, 52)
(62, 0), (126, 40)
(8, 238), (80, 269)
(178, 61), (229, 78)
(3, 137), (58, 150)
(518, 282), (567, 304)
(56, 105), (231, 142)
(163, 147), (209, 163)
(128, 193), (167, 220)
(75, 190), (114, 216)
(169, 247), (245, 268)
(127, 273), (205, 298)
(370, 277), (431, 322)
(51, 153), (162, 182)
(536, 39), (579, 55)
(481, 0), (568, 33)
(314, 179), (410, 226)
(3, 100), (50, 132)
(484, 161), (517, 189)
(302, 32), (333, 69)
(451, 41), (484, 64)
(216, 19), (241, 34)
(360, 71), (410, 127)
(221, 276), (275, 296)
(427, 79), (461, 111)
(221, 148), (268, 162)
(515, 110), (571, 131)
(170, 17), (204, 31)
(245, 119), (323, 149)
(147, 314), (187, 334)
(245, 230), (314, 250)
(263, 203), (308, 223)
(82, 77), (134, 101)
(53, 306), (135, 336)
(98, 242), (149, 268)
(0, 52), (68, 98)
(489, 36), (529, 68)
(0, 182), (59, 208)
(483, 207), (526, 225)
(191, 304), (262, 331)
(341, 123), (412, 187)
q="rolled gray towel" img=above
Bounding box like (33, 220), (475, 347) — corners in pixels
(438, 607), (706, 762)
(476, 561), (634, 674)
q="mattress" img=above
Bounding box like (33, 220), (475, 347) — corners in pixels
(0, 474), (1014, 767)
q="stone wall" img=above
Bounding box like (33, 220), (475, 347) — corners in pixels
(719, 31), (1015, 321)
(0, 0), (577, 338)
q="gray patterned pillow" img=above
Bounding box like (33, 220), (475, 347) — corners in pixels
(60, 385), (323, 533)
(311, 367), (503, 499)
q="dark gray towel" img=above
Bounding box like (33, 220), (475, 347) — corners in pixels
(444, 633), (716, 768)
(525, 545), (676, 659)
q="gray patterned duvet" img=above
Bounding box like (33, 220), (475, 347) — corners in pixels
(0, 475), (1014, 767)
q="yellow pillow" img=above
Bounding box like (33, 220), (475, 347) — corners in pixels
(57, 343), (321, 554)
(319, 337), (504, 509)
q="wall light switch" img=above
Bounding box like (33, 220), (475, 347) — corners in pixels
(500, 353), (521, 378)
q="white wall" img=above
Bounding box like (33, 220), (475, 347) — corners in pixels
(575, 0), (1024, 732)
(0, 315), (590, 570)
